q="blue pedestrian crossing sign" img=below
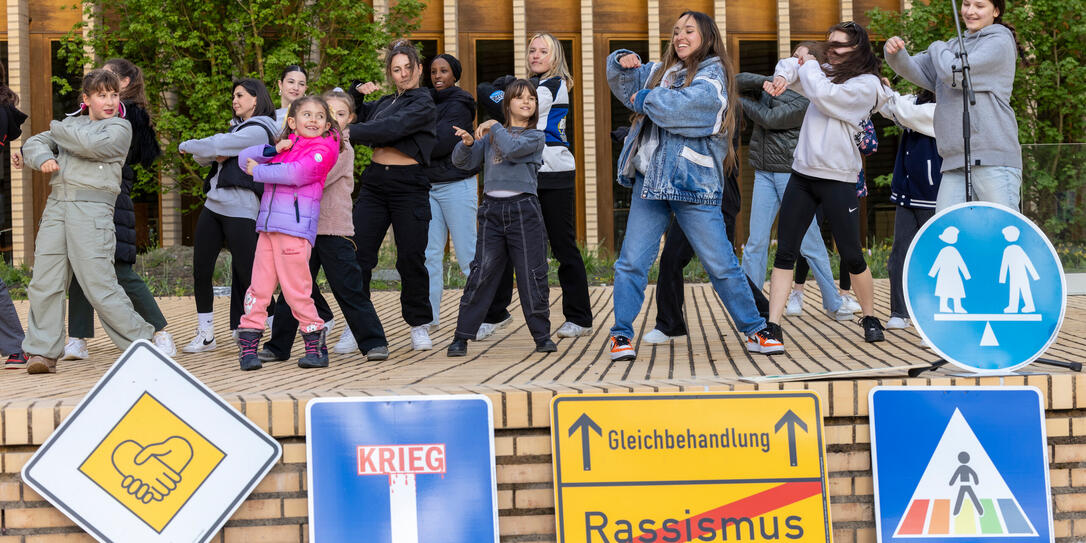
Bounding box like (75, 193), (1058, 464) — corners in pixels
(904, 202), (1066, 372)
(305, 395), (499, 543)
(869, 387), (1053, 543)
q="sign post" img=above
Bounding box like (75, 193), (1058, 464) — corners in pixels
(551, 392), (831, 543)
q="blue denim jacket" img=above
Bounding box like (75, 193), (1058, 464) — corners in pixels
(607, 50), (732, 205)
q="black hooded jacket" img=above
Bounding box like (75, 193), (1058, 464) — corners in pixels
(0, 103), (27, 149)
(346, 85), (436, 176)
(114, 101), (161, 264)
(422, 86), (480, 184)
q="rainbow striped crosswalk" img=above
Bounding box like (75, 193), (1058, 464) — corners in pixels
(895, 497), (1034, 537)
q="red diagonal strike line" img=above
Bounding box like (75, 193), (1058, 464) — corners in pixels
(640, 481), (824, 542)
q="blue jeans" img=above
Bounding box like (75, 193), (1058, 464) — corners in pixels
(611, 179), (766, 339)
(741, 170), (841, 311)
(936, 165), (1022, 212)
(425, 176), (479, 323)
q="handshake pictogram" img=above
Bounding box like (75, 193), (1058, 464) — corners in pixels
(111, 436), (194, 504)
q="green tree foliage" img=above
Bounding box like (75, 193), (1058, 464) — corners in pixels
(868, 0), (1086, 239)
(55, 0), (424, 201)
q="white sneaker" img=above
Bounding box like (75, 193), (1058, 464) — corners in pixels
(785, 290), (804, 316)
(642, 329), (676, 344)
(556, 321), (593, 338)
(182, 328), (217, 353)
(840, 294), (862, 314)
(266, 315), (274, 329)
(826, 305), (854, 322)
(476, 315), (513, 341)
(886, 317), (910, 330)
(153, 331), (177, 357)
(411, 325), (433, 351)
(62, 337), (89, 360)
(333, 325), (357, 354)
(323, 318), (336, 332)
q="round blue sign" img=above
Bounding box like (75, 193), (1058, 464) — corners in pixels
(904, 202), (1066, 373)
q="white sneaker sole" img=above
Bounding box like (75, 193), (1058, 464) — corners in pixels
(557, 326), (593, 338)
(61, 352), (88, 361)
(182, 342), (217, 354)
(746, 341), (785, 355)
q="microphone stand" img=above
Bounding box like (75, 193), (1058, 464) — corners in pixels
(948, 0), (976, 200)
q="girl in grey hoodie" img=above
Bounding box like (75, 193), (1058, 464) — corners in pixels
(885, 0), (1024, 211)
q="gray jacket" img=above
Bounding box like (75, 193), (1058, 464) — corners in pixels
(737, 72), (807, 173)
(23, 115), (132, 198)
(452, 125), (544, 195)
(886, 24), (1021, 172)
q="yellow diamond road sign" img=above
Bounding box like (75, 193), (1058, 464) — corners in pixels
(551, 392), (831, 543)
(21, 340), (281, 542)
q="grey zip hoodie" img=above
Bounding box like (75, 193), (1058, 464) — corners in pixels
(452, 125), (544, 195)
(886, 23), (1021, 172)
(178, 114), (279, 221)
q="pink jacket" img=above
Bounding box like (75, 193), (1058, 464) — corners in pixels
(239, 133), (340, 244)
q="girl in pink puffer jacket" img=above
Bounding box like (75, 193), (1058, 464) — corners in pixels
(234, 95), (341, 371)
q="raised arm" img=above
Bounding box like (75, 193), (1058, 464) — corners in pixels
(885, 46), (938, 92)
(252, 140), (338, 187)
(20, 130), (59, 170)
(49, 118), (131, 162)
(179, 123), (274, 161)
(489, 125), (545, 161)
(740, 92), (807, 130)
(630, 75), (729, 138)
(347, 95), (435, 147)
(451, 138), (485, 171)
(797, 62), (881, 125)
(606, 50), (658, 111)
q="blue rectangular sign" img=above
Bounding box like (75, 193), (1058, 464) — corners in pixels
(306, 395), (499, 543)
(869, 387), (1053, 543)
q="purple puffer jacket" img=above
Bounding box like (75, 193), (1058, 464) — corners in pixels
(239, 133), (340, 244)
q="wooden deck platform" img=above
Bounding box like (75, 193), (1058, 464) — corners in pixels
(3, 279), (1083, 403)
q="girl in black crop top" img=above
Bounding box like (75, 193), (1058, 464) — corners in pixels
(340, 40), (439, 354)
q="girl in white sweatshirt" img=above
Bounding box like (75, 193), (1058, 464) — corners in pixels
(762, 21), (889, 346)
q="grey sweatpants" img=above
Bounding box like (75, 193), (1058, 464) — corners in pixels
(22, 198), (153, 358)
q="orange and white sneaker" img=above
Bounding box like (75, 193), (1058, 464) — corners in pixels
(609, 335), (636, 361)
(746, 323), (784, 355)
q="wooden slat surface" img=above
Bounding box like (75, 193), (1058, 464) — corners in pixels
(2, 280), (1082, 403)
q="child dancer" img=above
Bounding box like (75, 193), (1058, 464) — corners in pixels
(446, 79), (555, 356)
(19, 69), (155, 374)
(257, 89), (389, 363)
(235, 96), (340, 370)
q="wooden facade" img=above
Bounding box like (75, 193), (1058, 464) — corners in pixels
(6, 0), (904, 264)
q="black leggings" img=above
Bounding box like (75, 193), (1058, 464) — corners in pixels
(193, 207), (259, 329)
(774, 172), (867, 277)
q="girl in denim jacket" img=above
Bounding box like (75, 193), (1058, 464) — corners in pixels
(234, 96), (340, 371)
(605, 10), (781, 361)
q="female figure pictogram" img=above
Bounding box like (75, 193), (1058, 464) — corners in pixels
(929, 226), (971, 313)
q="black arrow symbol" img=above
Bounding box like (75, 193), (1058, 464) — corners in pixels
(774, 409), (808, 467)
(568, 413), (602, 471)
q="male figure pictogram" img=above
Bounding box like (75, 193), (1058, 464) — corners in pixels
(999, 225), (1039, 313)
(950, 451), (983, 515)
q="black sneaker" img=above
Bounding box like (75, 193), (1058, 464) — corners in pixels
(365, 345), (389, 361)
(257, 348), (287, 362)
(4, 352), (29, 370)
(535, 339), (557, 353)
(862, 316), (885, 343)
(447, 338), (468, 357)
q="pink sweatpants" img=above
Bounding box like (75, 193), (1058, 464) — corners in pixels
(239, 232), (323, 333)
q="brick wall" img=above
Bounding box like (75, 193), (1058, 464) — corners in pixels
(3, 375), (1085, 542)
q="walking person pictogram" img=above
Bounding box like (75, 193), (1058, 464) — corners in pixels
(999, 225), (1040, 314)
(950, 451), (984, 516)
(928, 226), (971, 314)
